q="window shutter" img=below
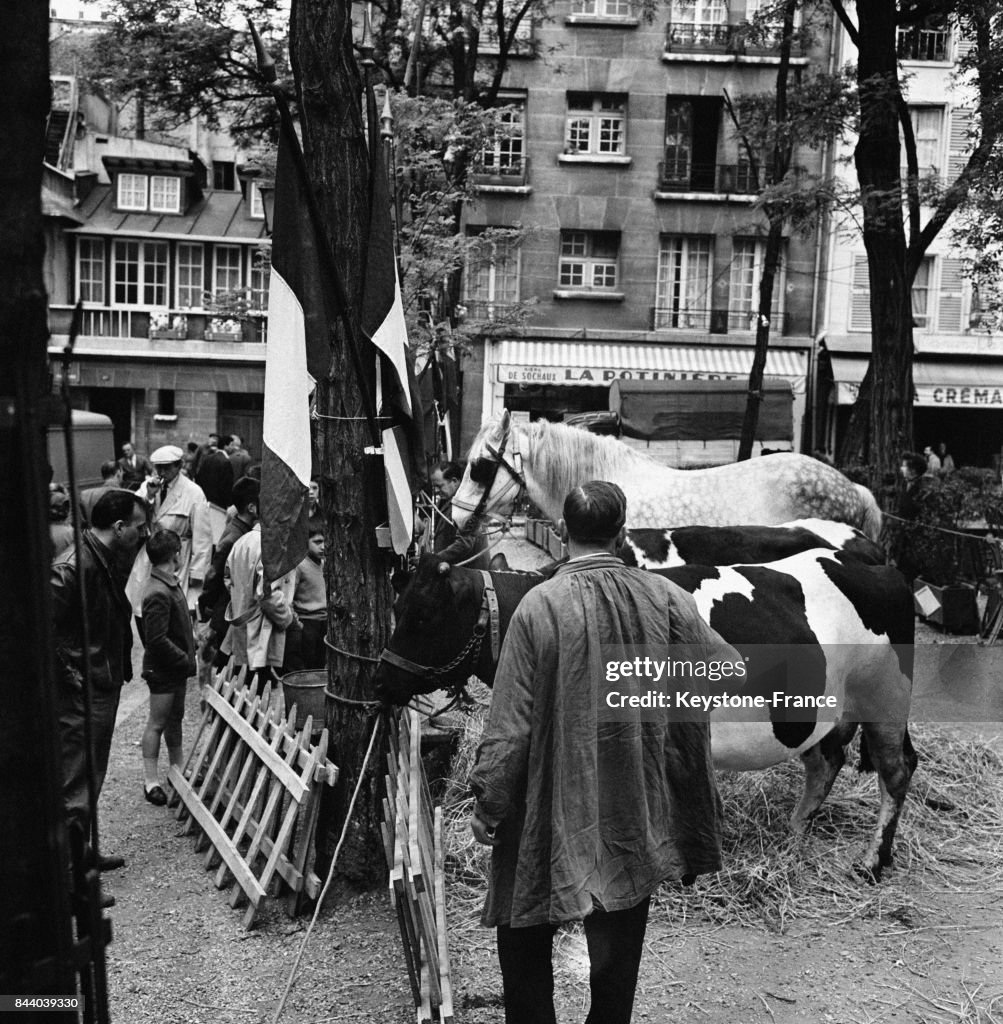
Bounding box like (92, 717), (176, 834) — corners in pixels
(849, 255), (871, 332)
(947, 108), (972, 181)
(952, 29), (975, 62)
(937, 258), (965, 333)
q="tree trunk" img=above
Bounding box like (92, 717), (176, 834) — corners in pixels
(0, 3), (80, 1008)
(291, 0), (390, 889)
(836, 0), (913, 485)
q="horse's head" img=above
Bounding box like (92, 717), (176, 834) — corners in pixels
(374, 553), (485, 705)
(452, 410), (526, 531)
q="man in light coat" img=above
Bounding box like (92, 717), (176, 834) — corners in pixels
(126, 445), (213, 621)
(221, 521), (296, 695)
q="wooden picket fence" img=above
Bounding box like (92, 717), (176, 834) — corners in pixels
(168, 668), (339, 929)
(382, 709), (454, 1024)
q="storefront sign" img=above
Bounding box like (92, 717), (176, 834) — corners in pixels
(838, 381), (1003, 407)
(498, 365), (744, 386)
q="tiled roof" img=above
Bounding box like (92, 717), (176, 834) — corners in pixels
(70, 185), (268, 242)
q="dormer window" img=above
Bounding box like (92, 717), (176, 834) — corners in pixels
(249, 181), (264, 219)
(150, 175), (181, 213)
(118, 173), (148, 210)
(115, 172), (182, 213)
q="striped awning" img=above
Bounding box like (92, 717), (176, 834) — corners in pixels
(493, 339), (807, 390)
(830, 355), (1003, 407)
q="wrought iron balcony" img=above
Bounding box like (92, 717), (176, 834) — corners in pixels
(896, 25), (949, 61)
(664, 20), (805, 56)
(657, 161), (773, 194)
(649, 307), (789, 334)
(470, 156), (530, 188)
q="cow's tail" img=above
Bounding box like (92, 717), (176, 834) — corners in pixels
(854, 483), (883, 542)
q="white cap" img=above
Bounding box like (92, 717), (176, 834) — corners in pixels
(150, 444), (185, 464)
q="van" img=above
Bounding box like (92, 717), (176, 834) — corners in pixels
(47, 410), (116, 490)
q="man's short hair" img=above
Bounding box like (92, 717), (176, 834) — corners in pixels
(231, 476), (260, 513)
(902, 452), (927, 477)
(146, 528), (181, 565)
(91, 489), (148, 530)
(437, 461), (463, 482)
(562, 481), (627, 543)
(100, 460), (119, 481)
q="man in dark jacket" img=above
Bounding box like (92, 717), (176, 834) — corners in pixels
(117, 440), (153, 491)
(51, 488), (150, 853)
(431, 460), (490, 569)
(194, 433), (235, 545)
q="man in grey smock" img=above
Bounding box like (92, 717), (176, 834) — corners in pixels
(468, 480), (738, 1024)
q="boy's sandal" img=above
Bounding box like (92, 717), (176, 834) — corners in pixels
(144, 784), (168, 807)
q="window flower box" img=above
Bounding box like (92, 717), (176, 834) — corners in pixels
(149, 313), (188, 340)
(203, 330), (244, 343)
(204, 317), (243, 343)
(150, 328), (187, 340)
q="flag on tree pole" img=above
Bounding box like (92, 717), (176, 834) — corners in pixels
(361, 83), (425, 555)
(259, 129), (330, 582)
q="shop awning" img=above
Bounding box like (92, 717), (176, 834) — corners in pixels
(830, 355), (1003, 407)
(611, 378), (794, 441)
(494, 340), (807, 389)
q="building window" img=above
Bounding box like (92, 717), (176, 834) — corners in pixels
(248, 181), (265, 219)
(668, 0), (728, 48)
(117, 173), (148, 211)
(849, 254), (937, 332)
(565, 94), (626, 156)
(571, 0), (632, 16)
(559, 230), (619, 290)
(477, 0), (534, 51)
(149, 175), (181, 213)
(158, 389), (176, 416)
(177, 242), (204, 309)
(479, 103), (525, 178)
(660, 98), (721, 192)
(903, 106), (944, 177)
(249, 249), (270, 311)
(78, 237), (106, 304)
(911, 258), (932, 328)
(730, 238), (785, 330)
(655, 236), (712, 329)
(213, 160), (236, 191)
(896, 20), (948, 61)
(113, 240), (169, 307)
(464, 232), (521, 318)
(213, 245), (243, 296)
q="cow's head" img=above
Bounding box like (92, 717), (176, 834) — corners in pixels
(374, 554), (485, 705)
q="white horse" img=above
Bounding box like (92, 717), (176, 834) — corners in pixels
(453, 411), (882, 540)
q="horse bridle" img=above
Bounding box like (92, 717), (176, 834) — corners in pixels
(378, 571), (501, 691)
(451, 423), (527, 525)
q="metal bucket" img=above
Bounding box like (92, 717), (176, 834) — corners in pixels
(281, 669), (327, 732)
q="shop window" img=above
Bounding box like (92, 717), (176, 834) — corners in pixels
(564, 93), (626, 156)
(654, 236), (712, 329)
(78, 237), (106, 304)
(558, 230), (620, 291)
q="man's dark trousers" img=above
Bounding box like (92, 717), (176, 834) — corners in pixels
(57, 684), (121, 832)
(496, 897), (651, 1024)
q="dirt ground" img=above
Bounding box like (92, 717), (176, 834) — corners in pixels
(95, 536), (1003, 1024)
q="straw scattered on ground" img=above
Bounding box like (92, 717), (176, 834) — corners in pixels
(440, 714), (1003, 941)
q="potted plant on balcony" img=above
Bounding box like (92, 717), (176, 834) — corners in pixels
(202, 289), (251, 342)
(149, 312), (188, 340)
(907, 470), (986, 634)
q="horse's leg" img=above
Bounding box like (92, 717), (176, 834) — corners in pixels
(853, 724), (917, 882)
(790, 723), (857, 831)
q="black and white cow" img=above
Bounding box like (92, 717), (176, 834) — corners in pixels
(376, 548), (915, 878)
(620, 518), (885, 570)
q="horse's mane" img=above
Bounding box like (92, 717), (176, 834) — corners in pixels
(516, 419), (659, 498)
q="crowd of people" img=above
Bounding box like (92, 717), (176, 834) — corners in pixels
(48, 432), (328, 904)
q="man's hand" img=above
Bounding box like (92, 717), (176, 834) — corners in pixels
(470, 807), (500, 847)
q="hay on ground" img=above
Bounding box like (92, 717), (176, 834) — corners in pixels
(441, 716), (1003, 938)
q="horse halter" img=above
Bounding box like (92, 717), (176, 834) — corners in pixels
(452, 424), (527, 525)
(378, 571), (501, 691)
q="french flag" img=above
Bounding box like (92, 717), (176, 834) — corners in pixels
(259, 129), (329, 583)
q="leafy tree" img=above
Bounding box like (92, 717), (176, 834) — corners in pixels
(830, 0), (1003, 484)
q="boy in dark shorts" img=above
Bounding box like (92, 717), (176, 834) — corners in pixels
(140, 529), (197, 805)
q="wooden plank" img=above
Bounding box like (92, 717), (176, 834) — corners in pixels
(170, 772), (266, 914)
(203, 682), (308, 802)
(433, 807), (454, 1023)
